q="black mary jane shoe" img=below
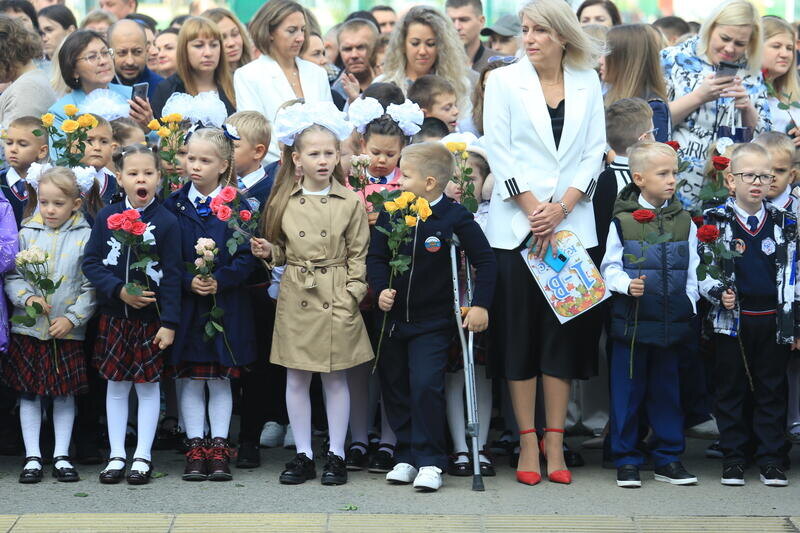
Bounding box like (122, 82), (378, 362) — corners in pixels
(479, 449), (496, 477)
(447, 452), (472, 477)
(19, 456), (43, 484)
(345, 442), (369, 471)
(99, 457), (127, 484)
(321, 452), (348, 485)
(52, 456), (80, 482)
(127, 458), (153, 485)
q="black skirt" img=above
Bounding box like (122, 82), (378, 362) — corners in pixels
(487, 247), (600, 380)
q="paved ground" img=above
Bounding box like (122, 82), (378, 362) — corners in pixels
(0, 437), (797, 518)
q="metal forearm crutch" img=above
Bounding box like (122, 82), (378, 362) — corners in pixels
(450, 237), (484, 491)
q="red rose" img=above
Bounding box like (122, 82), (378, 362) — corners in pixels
(712, 156), (730, 171)
(697, 224), (720, 243)
(107, 212), (125, 230)
(239, 210), (252, 222)
(122, 209), (141, 221)
(210, 195), (224, 214)
(632, 209), (655, 224)
(666, 141), (680, 151)
(218, 186), (237, 203)
(692, 215), (705, 227)
(121, 219), (134, 232)
(216, 204), (233, 222)
(130, 221), (147, 236)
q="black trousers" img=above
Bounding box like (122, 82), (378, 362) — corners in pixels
(378, 316), (452, 470)
(714, 314), (790, 467)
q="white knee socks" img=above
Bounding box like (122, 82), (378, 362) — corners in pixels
(19, 397), (42, 470)
(180, 378), (207, 440)
(52, 395), (75, 469)
(106, 381), (133, 470)
(131, 382), (160, 472)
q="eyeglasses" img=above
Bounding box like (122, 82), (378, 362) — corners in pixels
(487, 55), (519, 64)
(114, 47), (145, 59)
(76, 48), (114, 64)
(732, 172), (776, 184)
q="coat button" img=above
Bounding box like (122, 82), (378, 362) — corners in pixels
(299, 198), (306, 204)
(321, 198), (327, 204)
(299, 231), (305, 237)
(320, 267), (327, 274)
(301, 300), (308, 308)
(320, 230), (327, 237)
(300, 267), (307, 273)
(323, 303), (329, 309)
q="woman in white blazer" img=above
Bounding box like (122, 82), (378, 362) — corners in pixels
(233, 0), (332, 164)
(483, 0), (605, 487)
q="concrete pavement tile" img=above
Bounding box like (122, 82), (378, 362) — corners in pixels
(329, 513), (482, 532)
(170, 513), (327, 532)
(0, 516), (18, 533)
(634, 516), (795, 532)
(484, 515), (636, 531)
(11, 513), (172, 532)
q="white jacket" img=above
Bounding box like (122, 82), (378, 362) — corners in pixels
(234, 54), (332, 164)
(482, 59), (605, 250)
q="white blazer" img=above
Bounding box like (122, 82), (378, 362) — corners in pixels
(483, 59), (606, 250)
(234, 54), (333, 164)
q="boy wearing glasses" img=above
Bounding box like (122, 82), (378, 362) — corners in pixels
(701, 142), (800, 488)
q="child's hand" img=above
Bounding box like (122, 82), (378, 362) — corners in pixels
(153, 327), (175, 350)
(463, 306), (489, 332)
(722, 288), (736, 310)
(367, 212), (379, 226)
(119, 286), (156, 309)
(48, 317), (73, 338)
(628, 275), (646, 297)
(378, 289), (396, 312)
(792, 338), (800, 351)
(250, 237), (272, 259)
(26, 296), (51, 315)
(191, 276), (217, 295)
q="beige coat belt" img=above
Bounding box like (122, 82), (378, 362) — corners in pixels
(287, 258), (347, 289)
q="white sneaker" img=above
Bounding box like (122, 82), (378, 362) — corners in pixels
(413, 466), (443, 492)
(386, 462), (418, 484)
(283, 424), (295, 449)
(685, 417), (719, 439)
(259, 421), (285, 448)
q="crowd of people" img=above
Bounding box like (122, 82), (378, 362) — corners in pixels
(0, 0), (799, 494)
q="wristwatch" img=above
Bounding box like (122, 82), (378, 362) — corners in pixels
(558, 201), (570, 218)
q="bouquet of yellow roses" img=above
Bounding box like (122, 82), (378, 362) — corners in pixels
(148, 113), (185, 199)
(445, 141), (479, 213)
(373, 191), (432, 371)
(39, 105), (98, 167)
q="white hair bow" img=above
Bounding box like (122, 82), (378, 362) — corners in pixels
(348, 97), (424, 136)
(72, 166), (101, 194)
(24, 162), (53, 191)
(81, 89), (130, 121)
(274, 101), (354, 147)
(162, 91), (228, 128)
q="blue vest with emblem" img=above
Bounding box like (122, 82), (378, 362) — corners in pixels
(731, 213), (778, 311)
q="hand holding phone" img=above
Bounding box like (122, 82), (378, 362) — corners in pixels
(543, 245), (568, 273)
(715, 61), (739, 79)
(132, 82), (149, 101)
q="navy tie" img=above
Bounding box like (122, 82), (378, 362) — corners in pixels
(195, 197), (212, 217)
(13, 180), (26, 198)
(237, 178), (245, 189)
(368, 176), (387, 185)
(747, 215), (759, 232)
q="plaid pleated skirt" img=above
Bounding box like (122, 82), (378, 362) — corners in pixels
(2, 334), (88, 396)
(167, 362), (240, 380)
(93, 315), (164, 382)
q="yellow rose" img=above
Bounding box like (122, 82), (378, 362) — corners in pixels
(384, 201), (399, 213)
(399, 191), (416, 204)
(405, 215), (417, 227)
(157, 126), (171, 138)
(394, 195), (409, 209)
(147, 119), (161, 131)
(63, 104), (78, 117)
(167, 113), (183, 123)
(445, 142), (460, 153)
(61, 119), (79, 133)
(77, 114), (97, 128)
(461, 151), (470, 160)
(41, 113), (54, 127)
(415, 198), (432, 221)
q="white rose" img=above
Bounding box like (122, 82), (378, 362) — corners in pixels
(203, 250), (214, 261)
(194, 257), (205, 269)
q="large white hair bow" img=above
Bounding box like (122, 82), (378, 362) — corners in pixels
(348, 97), (385, 134)
(72, 166), (100, 194)
(274, 101), (353, 147)
(348, 97), (424, 136)
(24, 162), (53, 191)
(81, 89), (131, 121)
(162, 91), (228, 128)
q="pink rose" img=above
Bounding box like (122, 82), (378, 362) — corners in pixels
(239, 210), (252, 222)
(121, 219), (134, 232)
(218, 186), (237, 203)
(216, 204), (232, 222)
(130, 221), (147, 236)
(210, 195), (224, 214)
(122, 209), (141, 222)
(107, 213), (125, 230)
(203, 250), (214, 261)
(194, 257), (205, 269)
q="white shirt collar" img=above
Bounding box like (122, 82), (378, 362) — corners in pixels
(302, 185), (331, 196)
(125, 197), (155, 211)
(188, 183), (221, 204)
(731, 198), (766, 225)
(769, 185), (792, 209)
(637, 196), (668, 209)
(6, 167), (22, 188)
(239, 168), (265, 190)
(613, 156), (629, 166)
(430, 194), (444, 207)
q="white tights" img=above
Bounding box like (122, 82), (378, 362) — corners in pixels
(286, 369), (349, 459)
(20, 395), (75, 470)
(105, 381), (160, 472)
(179, 378), (232, 440)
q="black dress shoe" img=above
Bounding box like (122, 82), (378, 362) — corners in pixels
(447, 452), (472, 477)
(236, 441), (261, 469)
(616, 464), (641, 488)
(99, 457), (127, 484)
(654, 461), (697, 485)
(52, 456), (80, 482)
(279, 453), (316, 484)
(345, 442), (369, 471)
(127, 458), (152, 485)
(19, 457), (43, 484)
(321, 452), (347, 485)
(368, 444), (396, 473)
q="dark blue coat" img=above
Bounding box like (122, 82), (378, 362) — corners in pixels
(82, 200), (182, 329)
(163, 184), (259, 367)
(240, 168), (274, 214)
(120, 67), (164, 99)
(0, 169), (29, 228)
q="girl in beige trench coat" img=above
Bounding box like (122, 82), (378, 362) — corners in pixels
(251, 101), (372, 486)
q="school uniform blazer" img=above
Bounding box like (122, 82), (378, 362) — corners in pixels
(482, 59), (606, 250)
(233, 55), (333, 164)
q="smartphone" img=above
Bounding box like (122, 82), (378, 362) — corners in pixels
(132, 82), (149, 101)
(716, 61), (739, 79)
(543, 246), (569, 273)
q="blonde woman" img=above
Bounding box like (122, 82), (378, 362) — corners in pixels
(151, 17), (237, 118)
(375, 6), (471, 113)
(660, 0), (769, 209)
(202, 8), (254, 72)
(483, 0), (605, 487)
(761, 16), (800, 144)
(601, 24), (670, 142)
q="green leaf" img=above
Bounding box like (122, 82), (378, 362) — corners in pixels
(227, 240), (238, 256)
(32, 129), (43, 137)
(73, 492), (89, 497)
(39, 278), (54, 292)
(211, 321), (224, 332)
(340, 504), (358, 511)
(130, 258), (152, 271)
(125, 282), (143, 296)
(11, 315), (36, 327)
(151, 471), (168, 479)
(210, 306), (224, 319)
(462, 197), (478, 214)
(27, 303), (42, 317)
(778, 102), (790, 110)
(52, 278), (62, 291)
(204, 321), (216, 339)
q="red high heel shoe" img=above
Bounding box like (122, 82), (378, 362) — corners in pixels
(515, 429), (541, 486)
(540, 428), (572, 484)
